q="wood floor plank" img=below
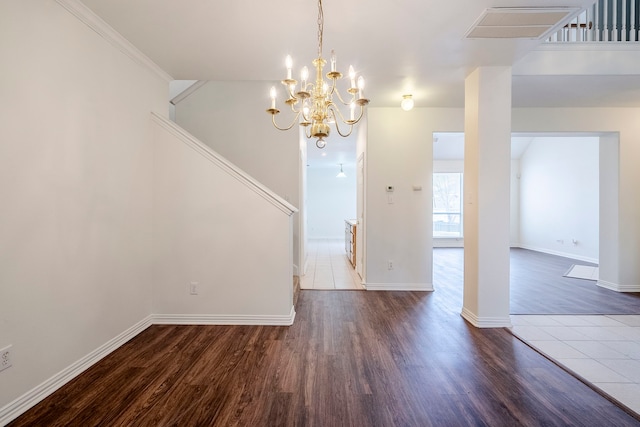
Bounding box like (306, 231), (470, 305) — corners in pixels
(9, 250), (640, 426)
(433, 247), (640, 314)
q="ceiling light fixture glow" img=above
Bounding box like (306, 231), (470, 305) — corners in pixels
(401, 94), (414, 111)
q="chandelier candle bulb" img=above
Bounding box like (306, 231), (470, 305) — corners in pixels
(270, 86), (277, 109)
(331, 50), (337, 72)
(301, 66), (309, 88)
(357, 76), (365, 99)
(286, 55), (293, 79)
(349, 65), (356, 88)
(350, 102), (355, 120)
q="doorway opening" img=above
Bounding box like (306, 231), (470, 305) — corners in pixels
(432, 132), (612, 313)
(300, 135), (364, 290)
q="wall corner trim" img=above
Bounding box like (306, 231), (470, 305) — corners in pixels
(55, 0), (173, 82)
(461, 308), (512, 328)
(151, 112), (298, 216)
(597, 280), (640, 292)
(0, 315), (153, 426)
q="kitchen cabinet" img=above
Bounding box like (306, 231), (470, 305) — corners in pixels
(345, 219), (357, 268)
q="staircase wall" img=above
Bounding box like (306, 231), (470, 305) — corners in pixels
(151, 114), (296, 323)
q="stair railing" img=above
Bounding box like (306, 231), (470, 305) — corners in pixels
(547, 0), (639, 42)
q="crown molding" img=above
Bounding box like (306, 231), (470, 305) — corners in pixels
(55, 0), (173, 82)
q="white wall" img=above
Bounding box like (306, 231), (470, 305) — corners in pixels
(174, 81), (302, 273)
(513, 108), (639, 290)
(368, 107), (639, 292)
(519, 137), (599, 262)
(307, 166), (357, 239)
(510, 159), (521, 247)
(366, 108), (462, 290)
(151, 116), (295, 319)
(0, 0), (167, 414)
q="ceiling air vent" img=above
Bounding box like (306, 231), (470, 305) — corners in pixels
(465, 7), (581, 39)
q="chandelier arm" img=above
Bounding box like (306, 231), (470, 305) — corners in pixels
(334, 121), (354, 138)
(332, 87), (356, 106)
(352, 104), (366, 123)
(290, 102), (301, 114)
(328, 105), (354, 137)
(271, 111), (301, 131)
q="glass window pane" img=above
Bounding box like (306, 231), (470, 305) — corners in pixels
(433, 173), (463, 238)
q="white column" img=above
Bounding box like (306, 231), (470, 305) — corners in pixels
(462, 67), (512, 328)
(598, 134), (621, 291)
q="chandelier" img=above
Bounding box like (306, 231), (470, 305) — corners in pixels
(266, 0), (369, 149)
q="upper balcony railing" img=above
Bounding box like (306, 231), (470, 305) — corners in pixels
(547, 0), (640, 42)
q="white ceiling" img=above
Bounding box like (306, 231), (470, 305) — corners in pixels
(81, 0), (602, 108)
(79, 0), (640, 167)
(433, 133), (534, 160)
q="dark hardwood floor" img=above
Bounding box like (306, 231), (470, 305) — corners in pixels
(11, 284), (640, 425)
(433, 247), (640, 314)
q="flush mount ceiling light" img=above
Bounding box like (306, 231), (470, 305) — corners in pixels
(465, 7), (581, 39)
(336, 163), (347, 178)
(401, 94), (414, 111)
(266, 0), (369, 149)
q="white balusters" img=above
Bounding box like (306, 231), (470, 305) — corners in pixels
(546, 0), (640, 43)
(593, 2), (602, 42)
(632, 0), (637, 41)
(613, 0), (618, 40)
(604, 0), (609, 41)
(620, 0), (629, 42)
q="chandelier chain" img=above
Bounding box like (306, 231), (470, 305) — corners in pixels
(317, 0), (324, 58)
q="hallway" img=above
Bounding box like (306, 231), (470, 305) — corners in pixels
(300, 239), (364, 290)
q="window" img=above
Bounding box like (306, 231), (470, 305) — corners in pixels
(433, 173), (463, 238)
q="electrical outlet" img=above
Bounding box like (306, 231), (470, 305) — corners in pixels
(0, 345), (12, 372)
(388, 260), (394, 270)
(190, 281), (199, 295)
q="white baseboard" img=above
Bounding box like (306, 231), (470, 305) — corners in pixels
(0, 305), (297, 425)
(517, 244), (599, 264)
(461, 308), (512, 328)
(597, 279), (640, 292)
(364, 282), (434, 291)
(0, 315), (153, 426)
(152, 305), (296, 326)
(433, 238), (464, 248)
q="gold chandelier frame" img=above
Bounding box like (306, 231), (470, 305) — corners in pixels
(266, 0), (369, 148)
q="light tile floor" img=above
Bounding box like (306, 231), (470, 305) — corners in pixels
(300, 239), (364, 290)
(511, 314), (640, 415)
